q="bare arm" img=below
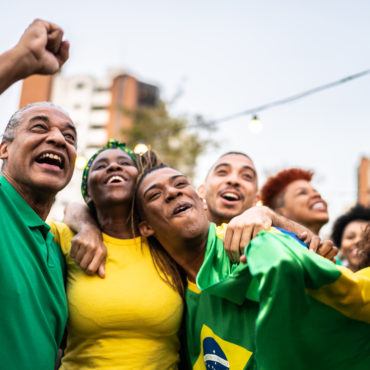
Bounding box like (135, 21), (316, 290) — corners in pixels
(64, 202), (107, 278)
(224, 205), (337, 263)
(268, 211), (337, 262)
(0, 19), (69, 94)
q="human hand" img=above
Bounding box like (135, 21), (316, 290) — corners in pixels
(15, 19), (69, 77)
(224, 206), (273, 264)
(70, 225), (107, 278)
(299, 232), (338, 263)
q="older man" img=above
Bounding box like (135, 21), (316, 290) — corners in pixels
(0, 102), (77, 369)
(0, 19), (74, 369)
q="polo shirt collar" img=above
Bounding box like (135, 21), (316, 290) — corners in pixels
(0, 175), (50, 232)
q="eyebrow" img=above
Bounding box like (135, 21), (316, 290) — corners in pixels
(143, 174), (185, 198)
(214, 162), (257, 176)
(241, 165), (257, 176)
(29, 115), (77, 135)
(214, 163), (231, 171)
(93, 155), (133, 167)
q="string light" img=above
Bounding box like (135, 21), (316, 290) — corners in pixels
(191, 69), (370, 129)
(134, 143), (149, 154)
(75, 155), (88, 169)
(248, 115), (263, 134)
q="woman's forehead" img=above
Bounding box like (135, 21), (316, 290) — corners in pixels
(94, 148), (133, 163)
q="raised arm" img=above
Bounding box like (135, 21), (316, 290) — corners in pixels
(64, 202), (107, 278)
(224, 205), (337, 263)
(0, 19), (69, 94)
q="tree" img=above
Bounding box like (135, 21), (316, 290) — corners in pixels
(122, 101), (217, 181)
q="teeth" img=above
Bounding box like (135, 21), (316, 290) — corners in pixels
(40, 152), (62, 163)
(107, 176), (124, 184)
(312, 202), (326, 210)
(223, 192), (239, 200)
(175, 204), (190, 214)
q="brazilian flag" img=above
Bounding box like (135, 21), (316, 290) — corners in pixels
(197, 226), (370, 370)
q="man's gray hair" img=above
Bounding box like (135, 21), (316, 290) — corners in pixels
(1, 102), (71, 142)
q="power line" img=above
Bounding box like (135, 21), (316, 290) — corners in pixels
(201, 69), (370, 127)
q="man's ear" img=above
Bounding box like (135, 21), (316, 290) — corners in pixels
(0, 141), (9, 160)
(138, 220), (155, 237)
(197, 184), (208, 211)
(253, 193), (261, 206)
(197, 183), (206, 199)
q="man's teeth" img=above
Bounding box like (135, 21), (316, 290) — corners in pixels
(107, 176), (124, 184)
(223, 192), (239, 200)
(174, 204), (190, 214)
(39, 153), (62, 164)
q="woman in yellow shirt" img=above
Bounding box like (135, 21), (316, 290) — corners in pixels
(50, 140), (183, 369)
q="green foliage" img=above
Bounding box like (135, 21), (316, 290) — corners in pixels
(122, 101), (217, 180)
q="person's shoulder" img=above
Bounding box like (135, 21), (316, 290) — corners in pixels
(354, 266), (370, 279)
(48, 221), (75, 254)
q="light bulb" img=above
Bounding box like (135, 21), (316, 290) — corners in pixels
(134, 143), (149, 154)
(75, 155), (88, 169)
(248, 115), (263, 134)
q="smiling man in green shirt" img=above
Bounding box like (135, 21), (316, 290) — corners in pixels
(0, 19), (74, 369)
(0, 100), (77, 369)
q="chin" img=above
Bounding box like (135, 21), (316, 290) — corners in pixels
(317, 216), (329, 224)
(34, 177), (70, 193)
(181, 219), (207, 239)
(218, 210), (240, 222)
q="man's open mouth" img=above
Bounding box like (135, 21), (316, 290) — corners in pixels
(173, 202), (192, 215)
(35, 152), (64, 169)
(220, 191), (241, 202)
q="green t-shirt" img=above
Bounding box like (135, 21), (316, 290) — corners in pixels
(0, 176), (67, 369)
(185, 223), (258, 369)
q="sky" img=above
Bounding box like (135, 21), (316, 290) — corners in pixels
(0, 0), (369, 235)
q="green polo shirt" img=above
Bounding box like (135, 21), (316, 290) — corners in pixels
(0, 175), (67, 369)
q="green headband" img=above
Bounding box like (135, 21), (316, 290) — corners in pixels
(81, 139), (136, 202)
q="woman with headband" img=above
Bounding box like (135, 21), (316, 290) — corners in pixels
(50, 139), (183, 369)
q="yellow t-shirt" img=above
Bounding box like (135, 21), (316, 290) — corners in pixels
(50, 222), (183, 370)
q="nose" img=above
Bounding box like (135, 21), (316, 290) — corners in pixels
(46, 127), (67, 147)
(165, 185), (182, 202)
(310, 189), (322, 200)
(106, 161), (122, 172)
(226, 172), (240, 186)
(353, 234), (363, 246)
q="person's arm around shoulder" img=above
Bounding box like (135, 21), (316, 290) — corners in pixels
(64, 202), (107, 278)
(0, 19), (69, 94)
(224, 205), (337, 263)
